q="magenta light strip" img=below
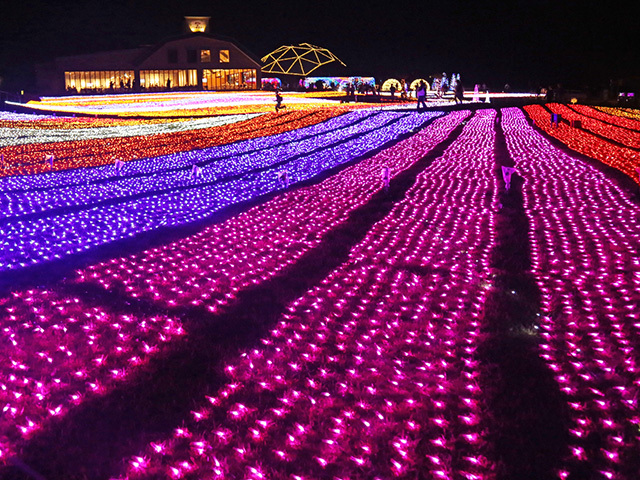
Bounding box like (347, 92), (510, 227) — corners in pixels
(78, 111), (470, 312)
(502, 107), (640, 479)
(0, 289), (184, 461)
(0, 111), (467, 463)
(116, 110), (499, 480)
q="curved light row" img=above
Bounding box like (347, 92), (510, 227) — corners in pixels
(547, 103), (640, 149)
(0, 109), (341, 177)
(0, 114), (259, 147)
(502, 107), (640, 479)
(117, 109), (499, 480)
(595, 107), (640, 123)
(34, 91), (364, 110)
(0, 112), (59, 122)
(524, 105), (640, 183)
(0, 110), (465, 463)
(570, 105), (640, 132)
(21, 92), (364, 118)
(0, 112), (437, 270)
(0, 109), (373, 197)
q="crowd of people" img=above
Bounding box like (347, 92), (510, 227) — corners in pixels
(274, 74), (470, 112)
(269, 69), (496, 112)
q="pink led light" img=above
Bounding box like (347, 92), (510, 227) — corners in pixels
(77, 110), (470, 312)
(1, 110), (460, 461)
(0, 289), (184, 460)
(502, 106), (640, 475)
(117, 109), (499, 479)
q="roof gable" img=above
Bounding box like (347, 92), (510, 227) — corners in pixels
(136, 33), (260, 68)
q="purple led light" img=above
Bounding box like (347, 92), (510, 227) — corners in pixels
(0, 111), (439, 270)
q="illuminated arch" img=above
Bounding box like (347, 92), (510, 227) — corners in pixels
(261, 43), (346, 76)
(381, 78), (402, 92)
(410, 79), (431, 91)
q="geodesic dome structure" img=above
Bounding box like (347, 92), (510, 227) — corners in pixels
(261, 43), (346, 76)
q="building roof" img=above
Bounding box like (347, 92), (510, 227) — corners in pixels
(50, 32), (261, 71)
(54, 48), (147, 70)
(137, 32), (261, 66)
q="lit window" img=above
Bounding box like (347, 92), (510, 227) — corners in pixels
(187, 19), (207, 33)
(200, 50), (211, 63)
(219, 50), (230, 63)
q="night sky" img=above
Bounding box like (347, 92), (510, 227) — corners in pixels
(0, 0), (638, 92)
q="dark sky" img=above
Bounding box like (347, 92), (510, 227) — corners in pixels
(0, 0), (638, 91)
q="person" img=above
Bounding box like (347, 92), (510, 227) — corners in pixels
(342, 83), (355, 103)
(440, 72), (448, 98)
(342, 83), (351, 103)
(433, 78), (441, 98)
(400, 79), (408, 100)
(275, 89), (285, 112)
(389, 84), (396, 98)
(546, 85), (554, 102)
(416, 81), (428, 111)
(454, 79), (464, 104)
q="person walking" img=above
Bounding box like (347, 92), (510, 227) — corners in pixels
(416, 81), (428, 111)
(275, 89), (286, 112)
(454, 79), (464, 104)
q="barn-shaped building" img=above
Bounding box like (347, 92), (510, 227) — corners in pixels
(35, 17), (261, 95)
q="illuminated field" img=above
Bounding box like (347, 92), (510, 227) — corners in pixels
(8, 91), (540, 118)
(1, 100), (639, 480)
(14, 91), (372, 117)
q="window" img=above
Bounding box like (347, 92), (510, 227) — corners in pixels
(200, 49), (211, 63)
(201, 69), (256, 90)
(187, 49), (197, 63)
(139, 69), (198, 89)
(219, 50), (230, 63)
(64, 70), (135, 92)
(168, 49), (178, 63)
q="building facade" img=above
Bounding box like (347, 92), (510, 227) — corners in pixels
(36, 24), (261, 95)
